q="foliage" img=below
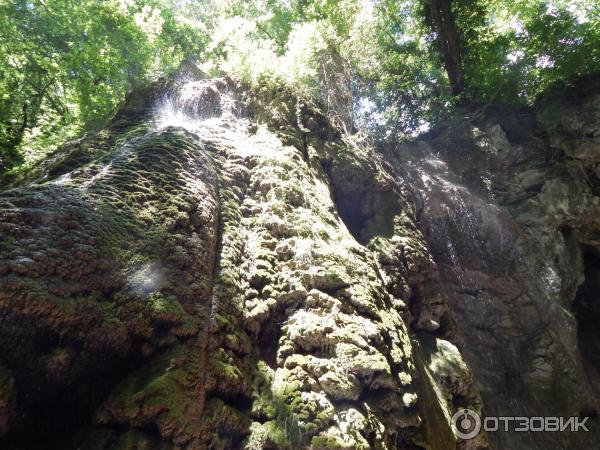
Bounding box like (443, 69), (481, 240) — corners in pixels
(1, 0), (599, 171)
(197, 0), (599, 138)
(458, 0), (600, 104)
(0, 0), (206, 171)
(358, 0), (453, 136)
(367, 0), (600, 136)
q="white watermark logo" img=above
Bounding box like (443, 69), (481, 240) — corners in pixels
(451, 409), (590, 440)
(452, 409), (482, 439)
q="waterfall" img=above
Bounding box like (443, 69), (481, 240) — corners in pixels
(153, 78), (247, 137)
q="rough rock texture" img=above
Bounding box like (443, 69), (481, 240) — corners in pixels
(379, 74), (600, 449)
(0, 73), (599, 449)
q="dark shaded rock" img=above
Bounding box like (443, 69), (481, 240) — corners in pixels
(1, 72), (599, 450)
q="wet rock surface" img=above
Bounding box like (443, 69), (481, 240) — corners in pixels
(0, 73), (598, 449)
(381, 75), (600, 449)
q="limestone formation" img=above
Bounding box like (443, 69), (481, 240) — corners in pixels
(0, 74), (599, 449)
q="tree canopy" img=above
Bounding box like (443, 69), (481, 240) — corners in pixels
(1, 0), (598, 171)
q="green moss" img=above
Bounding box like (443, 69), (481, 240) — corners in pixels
(204, 398), (253, 447)
(247, 361), (308, 448)
(148, 293), (185, 315)
(224, 333), (241, 349)
(214, 313), (234, 329)
(311, 435), (344, 449)
(250, 361), (276, 420)
(210, 358), (242, 380)
(0, 365), (15, 403)
(102, 345), (197, 423)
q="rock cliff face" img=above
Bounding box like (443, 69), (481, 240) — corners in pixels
(0, 73), (598, 449)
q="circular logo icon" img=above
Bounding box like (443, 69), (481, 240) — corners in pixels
(451, 408), (481, 440)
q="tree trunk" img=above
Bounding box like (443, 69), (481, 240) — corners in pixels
(430, 0), (464, 96)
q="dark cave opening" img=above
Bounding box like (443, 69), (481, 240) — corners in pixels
(331, 184), (399, 245)
(333, 190), (370, 242)
(0, 328), (149, 450)
(573, 246), (600, 396)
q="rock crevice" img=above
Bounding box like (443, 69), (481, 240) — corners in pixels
(0, 74), (599, 449)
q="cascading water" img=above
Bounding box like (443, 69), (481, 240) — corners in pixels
(48, 77), (256, 190)
(153, 78), (249, 140)
(2, 68), (598, 450)
(387, 123), (598, 449)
